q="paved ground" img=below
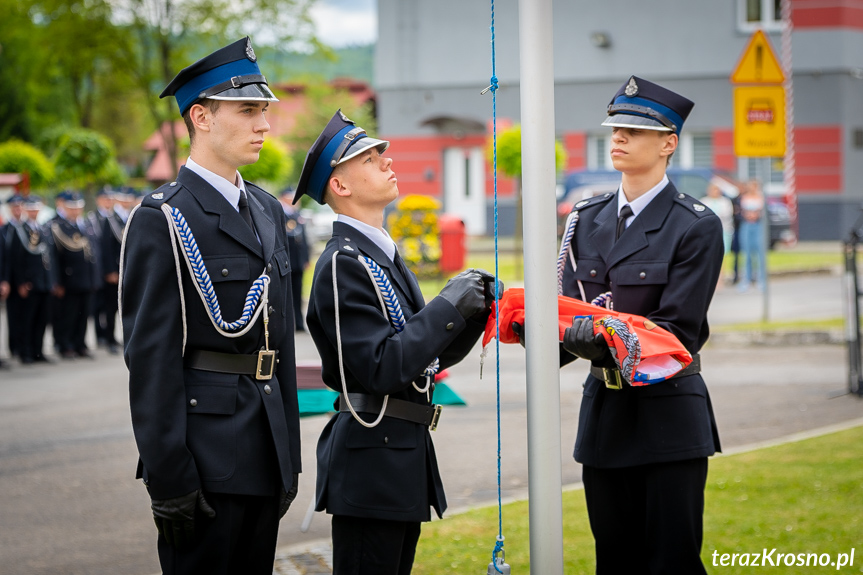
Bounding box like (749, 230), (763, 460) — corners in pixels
(0, 268), (860, 574)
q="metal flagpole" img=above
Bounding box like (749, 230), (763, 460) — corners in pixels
(517, 0), (565, 572)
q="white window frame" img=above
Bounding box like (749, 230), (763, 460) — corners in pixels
(737, 0), (786, 33)
(587, 133), (614, 170)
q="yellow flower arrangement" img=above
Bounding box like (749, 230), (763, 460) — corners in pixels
(387, 194), (442, 278)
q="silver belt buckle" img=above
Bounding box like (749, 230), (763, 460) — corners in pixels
(256, 350), (276, 380)
(603, 368), (624, 390)
(429, 404), (443, 431)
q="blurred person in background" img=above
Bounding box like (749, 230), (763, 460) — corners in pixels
(700, 183), (734, 286)
(278, 187), (310, 331)
(8, 196), (55, 364)
(737, 180), (767, 292)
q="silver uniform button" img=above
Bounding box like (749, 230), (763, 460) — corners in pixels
(678, 193), (685, 199)
(264, 385), (272, 395)
(446, 322), (454, 330)
(221, 268), (229, 277)
(694, 204), (706, 212)
(170, 182), (178, 187)
(343, 245), (354, 251)
(590, 269), (597, 277)
(189, 398), (197, 407)
(267, 263), (273, 273)
(639, 271), (646, 279)
(268, 306), (275, 314)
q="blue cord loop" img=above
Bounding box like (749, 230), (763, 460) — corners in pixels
(360, 255), (439, 377)
(169, 205), (268, 332)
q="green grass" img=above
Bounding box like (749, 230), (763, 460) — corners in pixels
(413, 427), (863, 574)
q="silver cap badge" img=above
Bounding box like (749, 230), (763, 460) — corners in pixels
(245, 38), (257, 62)
(624, 77), (639, 97)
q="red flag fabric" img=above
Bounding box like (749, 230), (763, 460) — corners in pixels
(484, 288), (692, 386)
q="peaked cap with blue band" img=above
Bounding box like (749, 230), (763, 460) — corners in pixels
(293, 109), (390, 205)
(602, 76), (694, 136)
(159, 37), (278, 116)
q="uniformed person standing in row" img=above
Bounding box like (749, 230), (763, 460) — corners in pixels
(3, 194), (26, 359)
(278, 186), (310, 331)
(90, 188), (114, 348)
(300, 111), (498, 575)
(100, 187), (134, 354)
(121, 37), (301, 574)
(8, 195), (56, 364)
(51, 191), (100, 359)
(553, 77), (723, 574)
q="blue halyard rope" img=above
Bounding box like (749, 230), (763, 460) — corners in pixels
(484, 0), (505, 570)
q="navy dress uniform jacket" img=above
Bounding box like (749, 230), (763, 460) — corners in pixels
(51, 216), (100, 293)
(307, 221), (486, 522)
(101, 211), (124, 276)
(8, 220), (54, 292)
(561, 183), (724, 469)
(121, 167), (301, 500)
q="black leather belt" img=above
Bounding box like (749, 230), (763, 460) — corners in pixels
(338, 393), (443, 431)
(590, 354), (701, 390)
(184, 349), (279, 381)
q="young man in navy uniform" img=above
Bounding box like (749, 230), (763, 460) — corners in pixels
(8, 195), (55, 364)
(299, 111), (498, 575)
(557, 77), (723, 573)
(121, 37), (301, 574)
(51, 191), (100, 359)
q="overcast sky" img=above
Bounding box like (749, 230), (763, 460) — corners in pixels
(312, 0), (377, 47)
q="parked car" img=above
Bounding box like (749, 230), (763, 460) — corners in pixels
(558, 168), (796, 248)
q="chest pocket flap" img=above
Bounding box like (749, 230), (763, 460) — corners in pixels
(274, 247), (291, 276)
(204, 255), (250, 283)
(573, 258), (607, 282)
(613, 261), (669, 286)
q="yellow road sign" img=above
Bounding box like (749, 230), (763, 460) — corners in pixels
(733, 85), (786, 156)
(731, 30), (785, 84)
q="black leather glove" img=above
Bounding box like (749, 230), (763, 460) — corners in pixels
(279, 473), (299, 519)
(438, 269), (489, 319)
(151, 489), (216, 548)
(512, 322), (526, 348)
(562, 316), (610, 363)
(481, 273), (504, 308)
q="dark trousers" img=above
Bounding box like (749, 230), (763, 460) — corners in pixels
(101, 283), (119, 345)
(6, 291), (22, 356)
(92, 288), (107, 342)
(19, 291), (49, 360)
(331, 515), (421, 575)
(582, 458), (708, 575)
(291, 270), (304, 330)
(58, 291), (91, 353)
(157, 492), (280, 575)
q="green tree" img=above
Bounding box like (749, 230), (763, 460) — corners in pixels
(488, 124), (567, 178)
(239, 139), (293, 191)
(53, 128), (124, 190)
(111, 0), (320, 172)
(487, 124), (567, 271)
(0, 140), (55, 190)
(280, 77), (377, 188)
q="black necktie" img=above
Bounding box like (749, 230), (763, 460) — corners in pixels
(394, 251), (410, 278)
(616, 204), (633, 241)
(238, 190), (254, 232)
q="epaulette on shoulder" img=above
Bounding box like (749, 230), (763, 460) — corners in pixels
(141, 182), (182, 208)
(673, 192), (713, 217)
(571, 191), (616, 213)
